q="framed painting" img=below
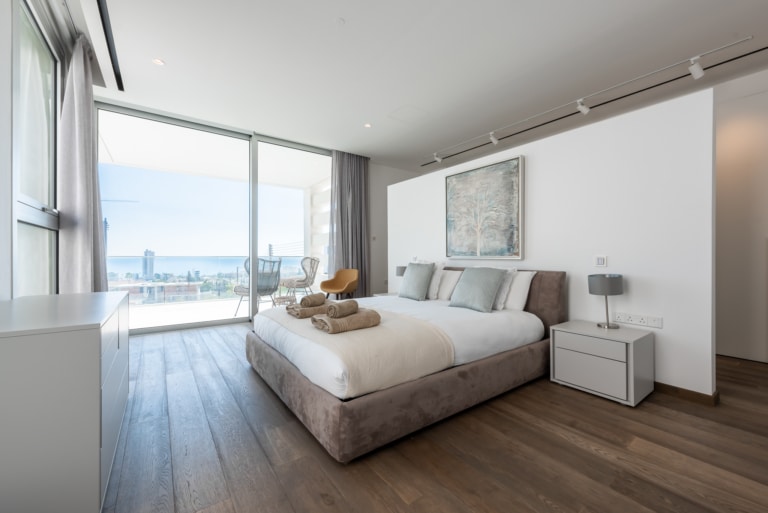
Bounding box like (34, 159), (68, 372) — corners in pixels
(445, 156), (524, 259)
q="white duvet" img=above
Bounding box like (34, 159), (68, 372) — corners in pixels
(252, 296), (544, 399)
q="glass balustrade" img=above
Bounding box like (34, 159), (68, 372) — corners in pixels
(106, 255), (324, 329)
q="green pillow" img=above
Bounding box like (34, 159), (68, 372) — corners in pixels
(450, 267), (506, 313)
(398, 262), (435, 301)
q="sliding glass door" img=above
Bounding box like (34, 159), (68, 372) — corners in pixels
(255, 141), (331, 306)
(98, 108), (250, 329)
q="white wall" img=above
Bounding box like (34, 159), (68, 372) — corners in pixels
(1, 0), (13, 301)
(715, 70), (768, 363)
(368, 162), (418, 294)
(389, 90), (716, 395)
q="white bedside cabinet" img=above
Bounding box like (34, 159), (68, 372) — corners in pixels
(550, 320), (654, 406)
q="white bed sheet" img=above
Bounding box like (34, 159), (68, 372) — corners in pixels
(251, 296), (544, 399)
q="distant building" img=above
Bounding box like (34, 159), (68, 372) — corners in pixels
(142, 249), (155, 279)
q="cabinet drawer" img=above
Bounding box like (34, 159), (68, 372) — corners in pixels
(101, 312), (120, 385)
(554, 331), (626, 362)
(554, 347), (627, 400)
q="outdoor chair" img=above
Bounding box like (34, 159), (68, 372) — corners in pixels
(233, 257), (250, 316)
(282, 256), (320, 298)
(233, 257), (282, 316)
(255, 257), (282, 306)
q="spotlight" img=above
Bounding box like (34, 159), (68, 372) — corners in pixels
(688, 57), (704, 80)
(489, 132), (499, 145)
(577, 99), (590, 115)
(433, 153), (442, 163)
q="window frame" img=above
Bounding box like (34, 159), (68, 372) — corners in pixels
(12, 0), (62, 296)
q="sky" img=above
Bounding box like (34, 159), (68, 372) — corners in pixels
(99, 164), (304, 257)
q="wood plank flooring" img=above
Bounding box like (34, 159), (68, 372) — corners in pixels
(102, 324), (768, 513)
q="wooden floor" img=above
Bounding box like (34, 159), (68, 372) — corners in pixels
(102, 324), (768, 513)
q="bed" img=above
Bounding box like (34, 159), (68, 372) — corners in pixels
(245, 268), (566, 463)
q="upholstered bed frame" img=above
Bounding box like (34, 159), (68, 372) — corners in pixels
(245, 270), (566, 463)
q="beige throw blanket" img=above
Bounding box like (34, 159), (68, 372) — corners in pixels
(286, 301), (330, 319)
(311, 308), (379, 334)
(258, 307), (454, 398)
(327, 299), (358, 318)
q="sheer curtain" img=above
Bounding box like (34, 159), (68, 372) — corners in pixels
(328, 150), (370, 297)
(57, 35), (107, 293)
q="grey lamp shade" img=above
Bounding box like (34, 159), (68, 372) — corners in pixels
(395, 266), (407, 277)
(588, 274), (623, 296)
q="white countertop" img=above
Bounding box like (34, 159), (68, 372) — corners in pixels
(0, 291), (127, 337)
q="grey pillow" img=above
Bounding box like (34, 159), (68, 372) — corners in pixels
(398, 262), (435, 300)
(450, 267), (506, 313)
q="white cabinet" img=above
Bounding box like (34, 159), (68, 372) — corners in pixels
(550, 320), (654, 406)
(0, 292), (129, 513)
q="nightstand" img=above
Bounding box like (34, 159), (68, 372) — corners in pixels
(550, 320), (654, 406)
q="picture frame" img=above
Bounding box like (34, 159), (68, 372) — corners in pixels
(445, 156), (524, 259)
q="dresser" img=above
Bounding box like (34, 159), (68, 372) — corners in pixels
(550, 320), (654, 406)
(0, 292), (129, 513)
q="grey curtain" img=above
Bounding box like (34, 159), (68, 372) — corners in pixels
(57, 35), (107, 293)
(329, 150), (370, 297)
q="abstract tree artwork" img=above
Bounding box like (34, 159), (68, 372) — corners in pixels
(445, 156), (523, 259)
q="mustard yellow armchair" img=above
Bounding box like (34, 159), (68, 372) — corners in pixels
(320, 268), (359, 299)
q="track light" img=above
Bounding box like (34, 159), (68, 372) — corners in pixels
(688, 57), (704, 80)
(423, 36), (752, 167)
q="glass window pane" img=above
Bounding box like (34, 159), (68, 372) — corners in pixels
(257, 142), (331, 283)
(17, 5), (56, 207)
(17, 222), (56, 296)
(98, 110), (250, 329)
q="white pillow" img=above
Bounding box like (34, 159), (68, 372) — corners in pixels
(505, 270), (537, 310)
(436, 270), (463, 300)
(492, 269), (518, 310)
(427, 268), (443, 299)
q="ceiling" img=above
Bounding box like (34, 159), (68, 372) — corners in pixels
(66, 0), (768, 173)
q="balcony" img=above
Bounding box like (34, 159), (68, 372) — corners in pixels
(107, 255), (326, 330)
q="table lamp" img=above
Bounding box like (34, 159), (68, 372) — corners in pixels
(588, 274), (623, 329)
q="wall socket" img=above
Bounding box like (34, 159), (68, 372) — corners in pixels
(614, 312), (663, 329)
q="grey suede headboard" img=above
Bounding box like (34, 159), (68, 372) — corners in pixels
(524, 270), (567, 335)
(444, 267), (567, 336)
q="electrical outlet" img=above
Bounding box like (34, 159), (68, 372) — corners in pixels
(647, 316), (663, 328)
(594, 255), (607, 267)
(614, 312), (663, 328)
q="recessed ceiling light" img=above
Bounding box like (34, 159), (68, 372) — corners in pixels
(363, 123), (372, 128)
(152, 58), (165, 66)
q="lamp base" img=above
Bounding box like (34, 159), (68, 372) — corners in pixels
(597, 322), (620, 329)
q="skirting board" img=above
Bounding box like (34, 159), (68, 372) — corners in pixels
(654, 381), (720, 406)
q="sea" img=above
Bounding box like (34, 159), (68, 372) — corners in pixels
(107, 255), (303, 279)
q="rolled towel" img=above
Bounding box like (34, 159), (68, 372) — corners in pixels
(300, 292), (327, 307)
(311, 308), (381, 334)
(286, 302), (330, 319)
(327, 299), (358, 318)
